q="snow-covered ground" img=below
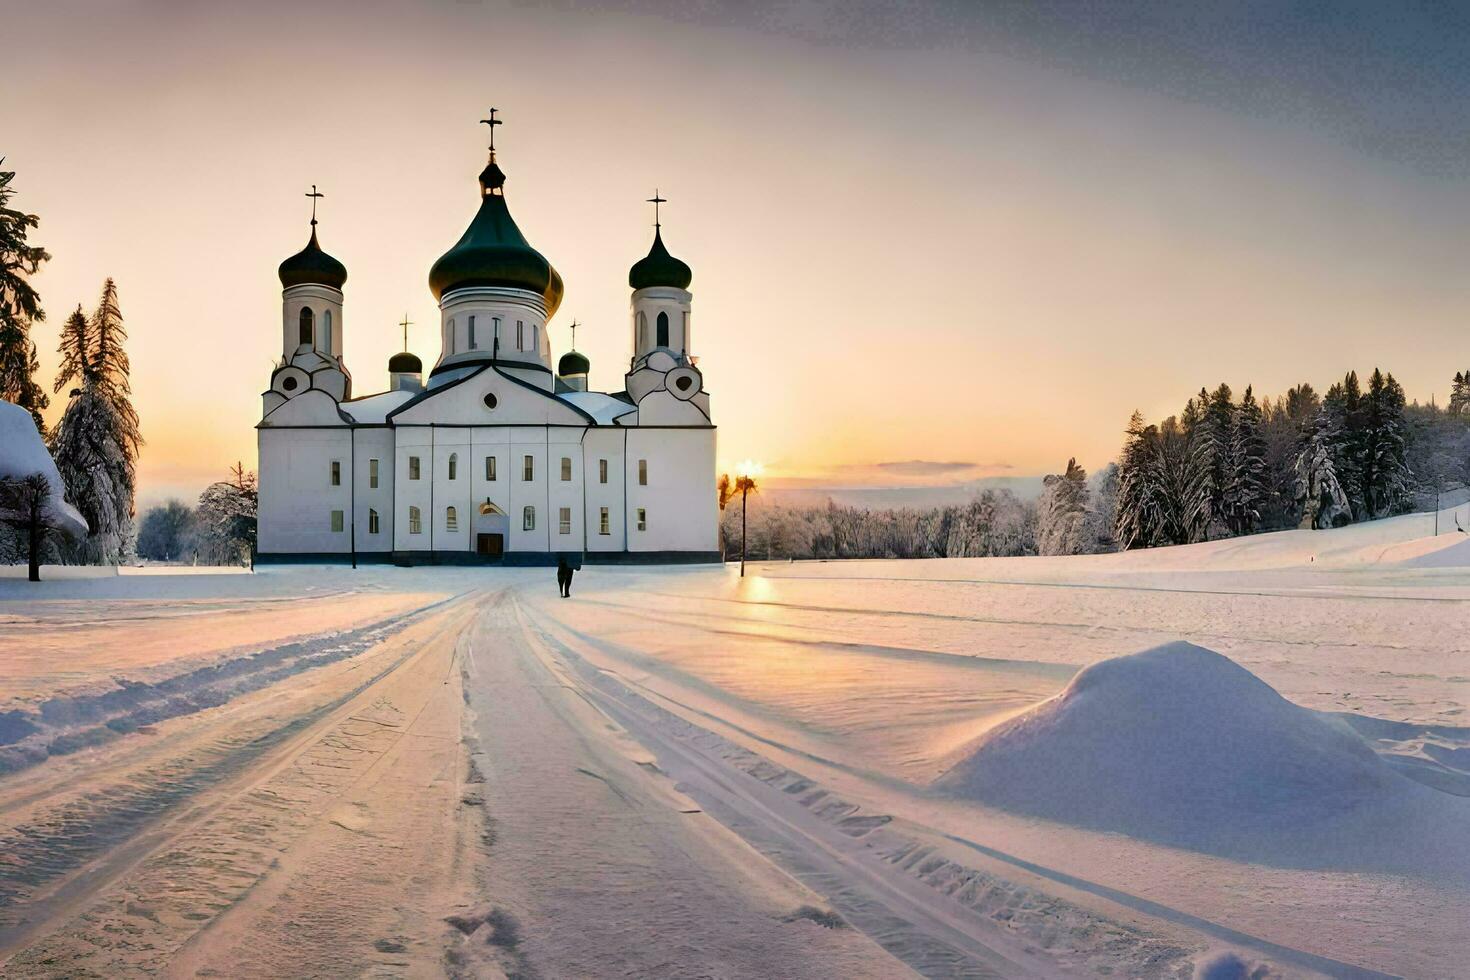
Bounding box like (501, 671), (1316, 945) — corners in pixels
(1, 507), (1468, 977)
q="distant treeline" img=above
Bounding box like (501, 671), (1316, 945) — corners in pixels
(723, 369), (1470, 562)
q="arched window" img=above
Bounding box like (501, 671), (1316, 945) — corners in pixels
(408, 506), (422, 534)
(522, 505), (535, 531)
(368, 509), (380, 534)
(298, 307), (314, 346)
(448, 453), (458, 480)
(656, 311), (669, 347)
(637, 311), (648, 349)
(446, 506), (458, 531)
(531, 323), (538, 352)
(322, 310), (333, 352)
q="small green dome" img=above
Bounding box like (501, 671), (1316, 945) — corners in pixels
(279, 228), (347, 290)
(629, 228), (691, 291)
(388, 351), (422, 373)
(428, 161), (563, 315)
(558, 350), (590, 376)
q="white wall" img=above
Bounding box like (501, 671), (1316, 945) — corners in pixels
(258, 428), (354, 554)
(624, 428), (718, 553)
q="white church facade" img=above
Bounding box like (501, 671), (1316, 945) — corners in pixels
(256, 120), (719, 565)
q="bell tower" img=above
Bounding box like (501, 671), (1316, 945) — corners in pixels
(628, 190), (693, 366)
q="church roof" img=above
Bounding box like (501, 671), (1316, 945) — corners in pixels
(428, 155), (564, 314)
(558, 350), (590, 376)
(628, 228), (692, 291)
(279, 228), (347, 290)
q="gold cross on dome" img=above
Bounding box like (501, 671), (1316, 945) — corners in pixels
(479, 108), (502, 151)
(400, 313), (412, 351)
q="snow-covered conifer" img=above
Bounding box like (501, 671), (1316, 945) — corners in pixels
(1225, 385), (1268, 535)
(0, 163), (50, 434)
(1037, 458), (1090, 555)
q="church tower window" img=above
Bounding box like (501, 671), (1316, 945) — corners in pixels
(322, 310), (333, 352)
(299, 307), (314, 346)
(409, 506), (422, 534)
(448, 453), (458, 481)
(656, 311), (669, 347)
(599, 459), (608, 484)
(637, 311), (647, 349)
(516, 320), (525, 351)
(468, 315), (476, 349)
(523, 506), (535, 531)
(446, 506), (458, 531)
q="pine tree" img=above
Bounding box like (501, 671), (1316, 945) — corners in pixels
(49, 280), (142, 562)
(0, 162), (51, 434)
(1361, 368), (1410, 518)
(54, 306), (92, 394)
(1225, 385), (1268, 535)
(1450, 371), (1470, 417)
(1296, 407), (1351, 529)
(1037, 458), (1090, 555)
(1185, 383), (1234, 541)
(1116, 412), (1173, 550)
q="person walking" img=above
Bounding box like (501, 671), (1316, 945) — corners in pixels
(556, 555), (570, 598)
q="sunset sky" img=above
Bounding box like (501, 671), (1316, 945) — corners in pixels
(8, 1), (1470, 508)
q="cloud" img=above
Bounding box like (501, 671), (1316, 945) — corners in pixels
(871, 460), (1008, 476)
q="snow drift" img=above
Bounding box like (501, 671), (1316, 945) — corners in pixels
(937, 642), (1401, 851)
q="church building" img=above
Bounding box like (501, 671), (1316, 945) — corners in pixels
(256, 117), (719, 564)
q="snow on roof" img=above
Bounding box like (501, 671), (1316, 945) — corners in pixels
(0, 401), (88, 537)
(558, 390), (637, 425)
(342, 389), (417, 424)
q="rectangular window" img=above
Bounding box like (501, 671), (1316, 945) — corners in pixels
(598, 458), (608, 484)
(368, 509), (380, 534)
(638, 459), (648, 486)
(330, 460), (341, 486)
(523, 506), (535, 531)
(468, 314), (477, 350)
(523, 454), (534, 481)
(637, 508), (647, 532)
(330, 510), (344, 532)
(493, 316), (501, 352)
(559, 507), (571, 534)
(369, 458), (379, 489)
(599, 507), (610, 535)
(516, 320), (524, 350)
(409, 506), (422, 534)
(485, 455), (497, 481)
(560, 456), (572, 481)
(446, 507), (458, 531)
(409, 456), (421, 480)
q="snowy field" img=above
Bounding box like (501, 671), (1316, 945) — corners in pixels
(1, 508), (1469, 978)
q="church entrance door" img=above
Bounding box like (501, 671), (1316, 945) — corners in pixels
(476, 533), (504, 558)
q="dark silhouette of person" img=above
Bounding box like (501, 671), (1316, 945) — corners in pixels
(557, 555), (572, 598)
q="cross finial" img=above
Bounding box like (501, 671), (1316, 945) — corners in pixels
(569, 319), (579, 351)
(305, 184), (324, 226)
(646, 189), (667, 229)
(399, 313), (412, 351)
(479, 108), (503, 153)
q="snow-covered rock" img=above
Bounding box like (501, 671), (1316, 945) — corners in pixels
(0, 401), (87, 538)
(937, 642), (1399, 845)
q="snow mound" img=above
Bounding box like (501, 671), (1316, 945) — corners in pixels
(937, 642), (1398, 845)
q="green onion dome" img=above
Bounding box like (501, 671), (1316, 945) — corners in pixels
(279, 228), (347, 290)
(558, 350), (590, 376)
(388, 351), (422, 373)
(628, 228), (692, 290)
(428, 159), (564, 316)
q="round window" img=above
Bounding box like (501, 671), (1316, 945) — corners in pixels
(282, 376), (298, 391)
(483, 392), (498, 410)
(674, 375), (693, 392)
